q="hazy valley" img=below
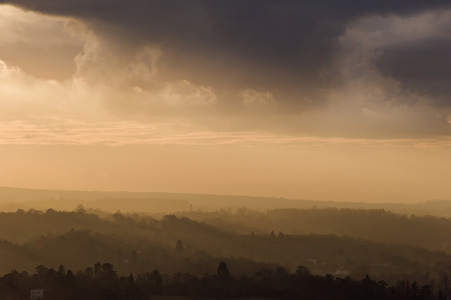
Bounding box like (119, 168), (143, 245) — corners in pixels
(1, 188), (451, 289)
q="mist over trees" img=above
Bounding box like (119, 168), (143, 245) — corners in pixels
(0, 208), (450, 283)
(181, 208), (451, 252)
(2, 188), (451, 298)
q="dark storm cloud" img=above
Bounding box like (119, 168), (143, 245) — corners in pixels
(375, 38), (451, 105)
(3, 0), (451, 106)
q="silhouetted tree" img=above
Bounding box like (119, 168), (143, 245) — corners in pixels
(75, 204), (86, 214)
(57, 264), (66, 278)
(176, 239), (184, 252)
(102, 263), (117, 279)
(274, 267), (288, 280)
(149, 270), (163, 293)
(217, 261), (231, 281)
(94, 262), (102, 278)
(112, 211), (125, 222)
(47, 268), (56, 283)
(66, 270), (74, 284)
(35, 265), (48, 277)
(128, 273), (134, 286)
(84, 267), (93, 278)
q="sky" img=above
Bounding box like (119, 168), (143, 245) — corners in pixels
(1, 0), (451, 203)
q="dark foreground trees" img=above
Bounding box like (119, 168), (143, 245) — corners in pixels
(0, 262), (440, 300)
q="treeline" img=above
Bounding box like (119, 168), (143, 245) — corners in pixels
(0, 261), (442, 300)
(178, 208), (451, 251)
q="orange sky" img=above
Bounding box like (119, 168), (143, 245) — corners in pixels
(1, 4), (451, 203)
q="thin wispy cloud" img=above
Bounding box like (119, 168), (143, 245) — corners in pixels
(2, 120), (450, 148)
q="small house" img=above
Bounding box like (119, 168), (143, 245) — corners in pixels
(30, 289), (44, 299)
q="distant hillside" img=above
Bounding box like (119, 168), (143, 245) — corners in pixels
(0, 209), (449, 285)
(2, 186), (451, 217)
(182, 208), (451, 252)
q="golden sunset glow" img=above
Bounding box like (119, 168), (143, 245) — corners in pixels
(1, 2), (451, 203)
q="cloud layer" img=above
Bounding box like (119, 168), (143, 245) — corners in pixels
(1, 1), (451, 140)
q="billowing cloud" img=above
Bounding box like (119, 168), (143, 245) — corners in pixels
(316, 10), (451, 137)
(2, 0), (449, 92)
(1, 1), (451, 139)
(0, 5), (83, 79)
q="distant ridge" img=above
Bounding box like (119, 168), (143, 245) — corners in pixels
(1, 186), (451, 217)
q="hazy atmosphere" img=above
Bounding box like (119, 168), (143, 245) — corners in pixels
(1, 1), (451, 202)
(2, 2), (451, 299)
